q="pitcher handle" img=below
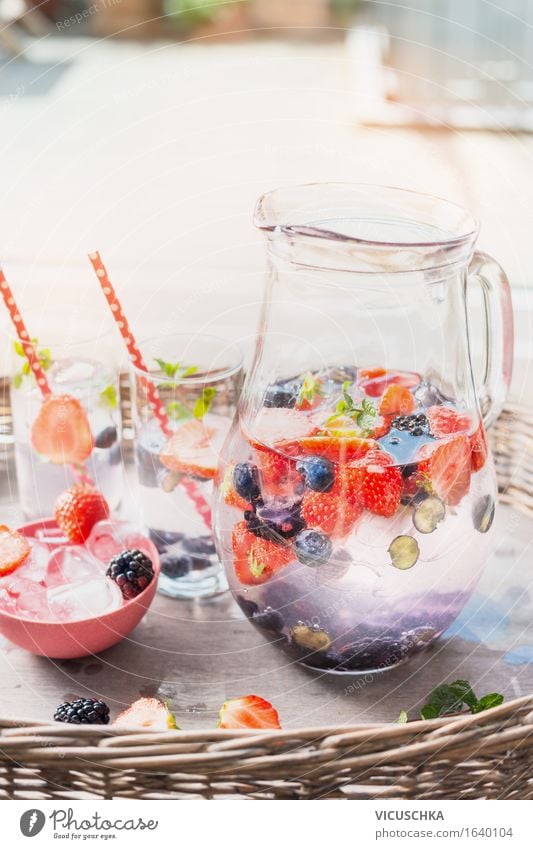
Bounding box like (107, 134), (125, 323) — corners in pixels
(468, 251), (514, 428)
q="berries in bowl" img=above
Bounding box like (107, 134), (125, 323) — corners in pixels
(0, 487), (160, 658)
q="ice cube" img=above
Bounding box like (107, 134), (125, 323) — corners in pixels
(87, 520), (157, 565)
(52, 358), (98, 385)
(0, 577), (51, 620)
(32, 527), (70, 549)
(46, 546), (105, 588)
(15, 542), (50, 584)
(48, 576), (123, 621)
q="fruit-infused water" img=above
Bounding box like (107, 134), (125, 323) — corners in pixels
(130, 334), (243, 600)
(214, 367), (496, 674)
(11, 356), (123, 518)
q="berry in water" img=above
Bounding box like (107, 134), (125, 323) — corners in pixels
(264, 383), (297, 409)
(247, 499), (305, 542)
(293, 529), (333, 567)
(233, 462), (262, 503)
(94, 426), (118, 449)
(391, 413), (429, 436)
(160, 553), (192, 579)
(296, 455), (335, 492)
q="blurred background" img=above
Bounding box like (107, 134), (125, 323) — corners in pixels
(0, 0), (532, 394)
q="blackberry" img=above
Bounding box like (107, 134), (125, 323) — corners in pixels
(264, 382), (298, 409)
(245, 500), (304, 542)
(392, 413), (429, 436)
(160, 553), (192, 579)
(54, 697), (110, 725)
(106, 549), (155, 599)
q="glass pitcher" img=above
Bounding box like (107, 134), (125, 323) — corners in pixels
(213, 183), (514, 674)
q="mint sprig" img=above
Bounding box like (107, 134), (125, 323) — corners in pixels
(99, 384), (118, 410)
(12, 338), (53, 389)
(155, 358), (198, 388)
(325, 382), (377, 435)
(398, 679), (504, 722)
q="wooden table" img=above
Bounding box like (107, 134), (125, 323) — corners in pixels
(1, 458), (532, 730)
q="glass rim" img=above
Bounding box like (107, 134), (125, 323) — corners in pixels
(6, 324), (115, 350)
(130, 332), (244, 385)
(254, 181), (479, 249)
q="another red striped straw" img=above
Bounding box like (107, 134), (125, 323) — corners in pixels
(88, 251), (212, 531)
(0, 267), (52, 397)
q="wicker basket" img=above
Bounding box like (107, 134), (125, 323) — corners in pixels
(0, 403), (532, 800)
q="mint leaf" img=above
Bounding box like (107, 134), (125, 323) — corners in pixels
(193, 387), (217, 420)
(11, 373), (22, 389)
(99, 385), (118, 410)
(472, 693), (504, 713)
(166, 400), (192, 422)
(12, 338), (54, 388)
(396, 710), (408, 724)
(325, 383), (377, 435)
(420, 679), (504, 720)
(13, 340), (25, 358)
(182, 365), (198, 377)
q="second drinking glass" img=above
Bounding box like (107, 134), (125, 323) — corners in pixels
(130, 333), (243, 600)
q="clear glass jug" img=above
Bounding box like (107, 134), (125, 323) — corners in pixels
(213, 183), (514, 674)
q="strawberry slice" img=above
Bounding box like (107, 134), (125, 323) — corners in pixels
(31, 394), (93, 465)
(427, 405), (471, 438)
(0, 525), (31, 576)
(247, 407), (319, 451)
(359, 370), (421, 398)
(220, 465), (250, 510)
(160, 419), (219, 479)
(379, 384), (416, 416)
(232, 521), (292, 585)
(218, 694), (281, 729)
(470, 422), (488, 472)
(418, 435), (471, 506)
(358, 366), (386, 380)
(281, 434), (377, 463)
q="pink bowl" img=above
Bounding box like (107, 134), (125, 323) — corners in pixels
(0, 518), (160, 659)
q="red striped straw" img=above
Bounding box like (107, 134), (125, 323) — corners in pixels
(0, 267), (52, 397)
(88, 251), (212, 531)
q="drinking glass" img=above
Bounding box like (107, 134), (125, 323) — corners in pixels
(9, 329), (123, 519)
(130, 333), (243, 600)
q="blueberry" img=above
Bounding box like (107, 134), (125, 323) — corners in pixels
(233, 462), (262, 502)
(253, 607), (284, 634)
(293, 529), (333, 567)
(161, 553), (193, 579)
(296, 455), (335, 492)
(182, 535), (216, 556)
(94, 425), (118, 449)
(264, 384), (297, 409)
(135, 444), (162, 488)
(149, 529), (185, 552)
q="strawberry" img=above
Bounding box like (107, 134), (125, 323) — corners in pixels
(470, 423), (488, 472)
(369, 414), (392, 440)
(247, 407), (319, 451)
(54, 485), (110, 544)
(427, 405), (471, 439)
(218, 694), (281, 730)
(0, 525), (31, 576)
(301, 466), (364, 536)
(254, 446), (297, 490)
(114, 698), (178, 730)
(283, 434), (377, 463)
(379, 384), (415, 417)
(232, 521), (292, 585)
(159, 419), (218, 479)
(30, 394), (93, 465)
(358, 367), (386, 380)
(220, 465), (250, 511)
(351, 453), (402, 517)
(418, 435), (471, 506)
(358, 370), (421, 398)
